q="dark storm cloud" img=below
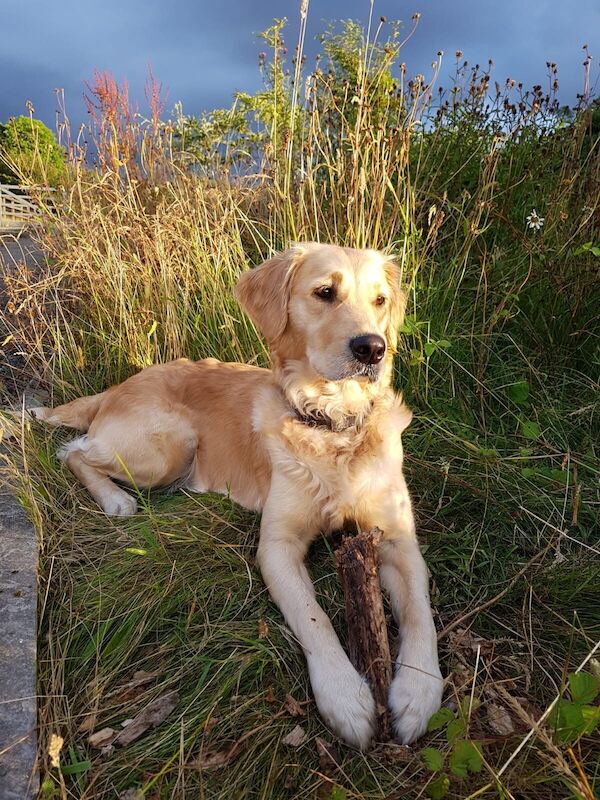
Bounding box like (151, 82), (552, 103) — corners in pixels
(1, 0), (599, 132)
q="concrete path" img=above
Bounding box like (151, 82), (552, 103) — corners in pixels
(0, 491), (38, 799)
(0, 233), (40, 798)
(0, 233), (43, 272)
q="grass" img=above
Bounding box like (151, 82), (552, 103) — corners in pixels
(1, 10), (599, 800)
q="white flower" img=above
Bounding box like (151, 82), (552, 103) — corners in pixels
(526, 209), (545, 230)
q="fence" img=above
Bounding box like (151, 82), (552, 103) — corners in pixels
(0, 184), (52, 231)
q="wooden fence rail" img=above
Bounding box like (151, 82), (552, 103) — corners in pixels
(0, 184), (54, 231)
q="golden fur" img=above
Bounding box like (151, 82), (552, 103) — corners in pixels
(33, 242), (442, 748)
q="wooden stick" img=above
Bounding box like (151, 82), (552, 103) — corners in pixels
(335, 527), (392, 740)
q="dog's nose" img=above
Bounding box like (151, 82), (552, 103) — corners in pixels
(349, 334), (386, 365)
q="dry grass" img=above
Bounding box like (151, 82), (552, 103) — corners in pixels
(1, 10), (599, 800)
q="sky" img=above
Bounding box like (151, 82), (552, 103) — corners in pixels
(1, 0), (599, 134)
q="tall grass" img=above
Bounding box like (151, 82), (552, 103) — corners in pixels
(1, 11), (599, 800)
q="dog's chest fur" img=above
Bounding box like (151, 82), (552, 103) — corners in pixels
(255, 386), (412, 531)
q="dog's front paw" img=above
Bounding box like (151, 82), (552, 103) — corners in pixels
(309, 657), (377, 750)
(389, 656), (443, 744)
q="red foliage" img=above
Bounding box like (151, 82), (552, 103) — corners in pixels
(84, 69), (139, 175)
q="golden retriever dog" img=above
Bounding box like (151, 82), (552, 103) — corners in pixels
(32, 242), (443, 748)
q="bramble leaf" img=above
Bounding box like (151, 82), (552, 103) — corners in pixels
(426, 774), (450, 799)
(446, 717), (467, 743)
(448, 740), (483, 777)
(422, 747), (444, 772)
(427, 707), (455, 732)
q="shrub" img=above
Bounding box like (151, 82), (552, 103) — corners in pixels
(0, 114), (67, 186)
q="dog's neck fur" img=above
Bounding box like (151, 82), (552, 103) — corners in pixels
(274, 357), (391, 433)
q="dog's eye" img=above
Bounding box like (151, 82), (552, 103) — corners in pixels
(314, 286), (335, 302)
(375, 295), (386, 306)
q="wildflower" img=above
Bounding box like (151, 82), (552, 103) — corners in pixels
(526, 209), (545, 230)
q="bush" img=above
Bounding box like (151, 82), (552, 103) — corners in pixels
(0, 114), (67, 186)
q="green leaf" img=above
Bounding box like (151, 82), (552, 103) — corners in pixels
(581, 704), (600, 735)
(549, 468), (569, 484)
(446, 717), (467, 742)
(60, 760), (92, 776)
(424, 342), (437, 357)
(578, 241), (600, 256)
(521, 467), (536, 478)
(399, 316), (421, 334)
(40, 778), (59, 800)
(426, 774), (450, 799)
(459, 696), (481, 716)
(448, 740), (483, 777)
(427, 707), (455, 731)
(437, 339), (452, 349)
(328, 787), (347, 800)
(422, 747), (444, 772)
(548, 699), (585, 743)
(520, 420), (541, 440)
(569, 672), (600, 704)
(508, 380), (530, 404)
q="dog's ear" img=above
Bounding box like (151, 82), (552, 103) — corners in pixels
(383, 257), (406, 352)
(235, 246), (305, 343)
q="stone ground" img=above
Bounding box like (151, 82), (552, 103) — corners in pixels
(0, 493), (39, 799)
(0, 232), (41, 799)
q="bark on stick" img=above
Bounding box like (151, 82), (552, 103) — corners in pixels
(335, 527), (392, 740)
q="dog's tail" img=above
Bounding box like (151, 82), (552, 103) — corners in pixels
(31, 392), (105, 432)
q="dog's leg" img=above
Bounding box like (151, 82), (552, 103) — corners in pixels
(59, 439), (137, 517)
(377, 497), (443, 744)
(258, 497), (376, 749)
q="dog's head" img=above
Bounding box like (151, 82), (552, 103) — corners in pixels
(235, 243), (405, 385)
